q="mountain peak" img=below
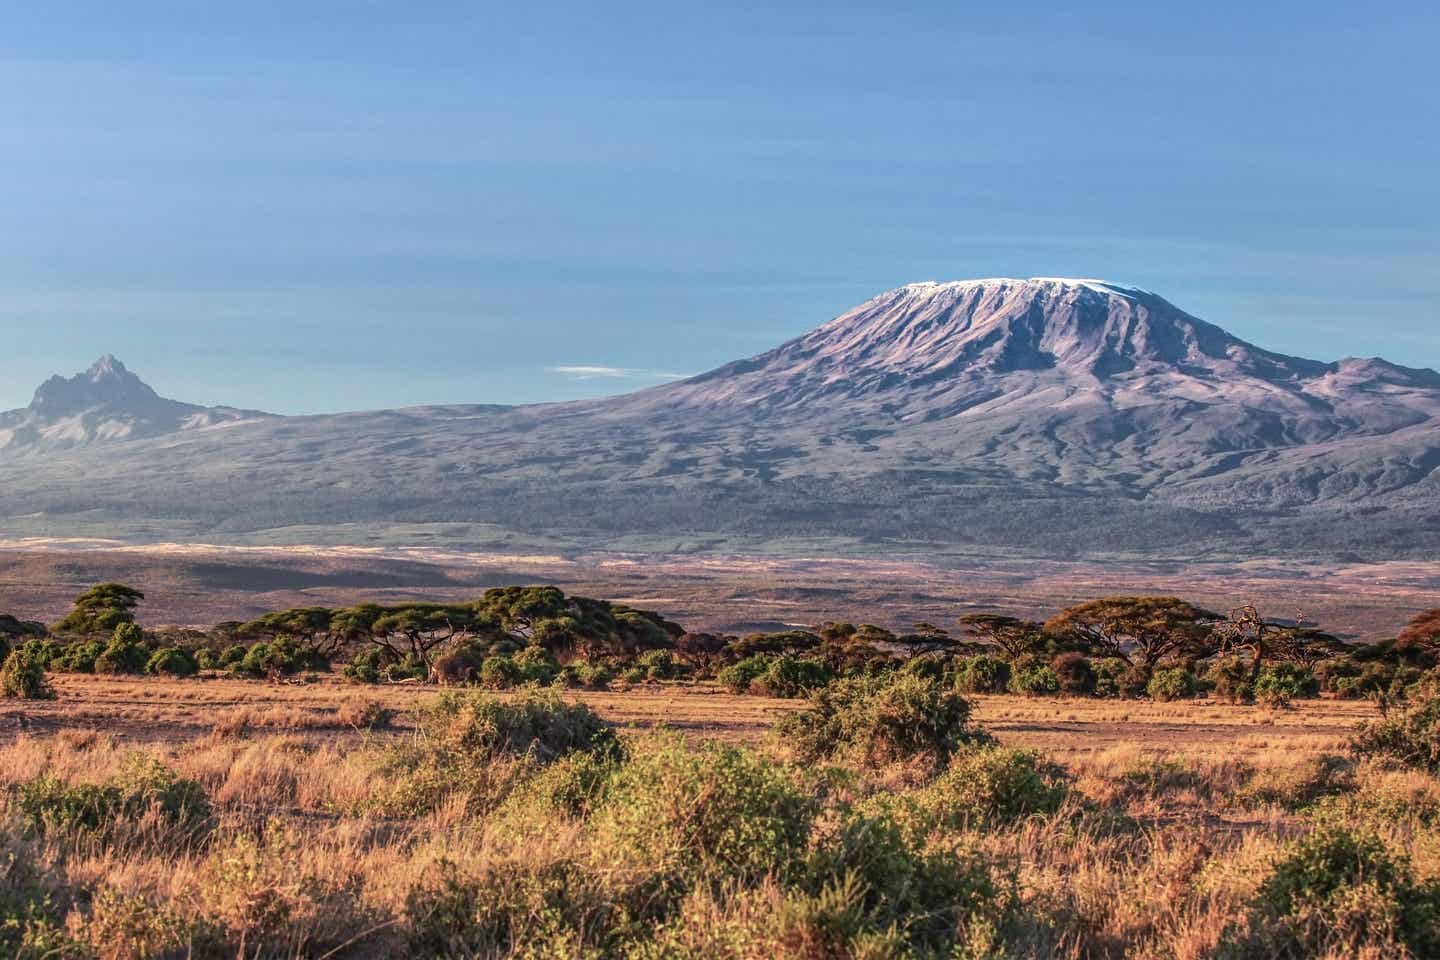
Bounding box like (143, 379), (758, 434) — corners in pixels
(30, 354), (159, 415)
(87, 354), (129, 380)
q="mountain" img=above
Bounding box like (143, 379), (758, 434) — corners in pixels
(1, 279), (1438, 560)
(0, 355), (271, 451)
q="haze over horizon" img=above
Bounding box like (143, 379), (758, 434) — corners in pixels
(3, 2), (1437, 415)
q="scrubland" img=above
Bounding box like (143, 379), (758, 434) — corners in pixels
(1, 674), (1437, 959)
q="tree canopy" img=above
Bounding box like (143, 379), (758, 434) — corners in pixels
(957, 614), (1046, 660)
(1044, 596), (1221, 667)
(52, 583), (145, 635)
(1398, 610), (1440, 651)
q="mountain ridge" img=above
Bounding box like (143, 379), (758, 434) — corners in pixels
(2, 277), (1437, 560)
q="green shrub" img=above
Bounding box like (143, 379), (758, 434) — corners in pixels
(343, 647), (387, 684)
(635, 649), (685, 681)
(1051, 653), (1096, 695)
(219, 645), (247, 668)
(1205, 656), (1254, 703)
(886, 745), (1070, 833)
(1146, 667), (1195, 702)
(592, 734), (815, 892)
(144, 646), (198, 678)
(717, 654), (770, 694)
(479, 655), (523, 690)
(1091, 657), (1130, 698)
(620, 666), (647, 684)
(1352, 695), (1440, 772)
(415, 690), (620, 766)
(749, 654), (833, 698)
(0, 644), (56, 700)
(801, 812), (1015, 953)
(193, 648), (220, 670)
(953, 655), (1010, 694)
(51, 638), (104, 673)
(94, 624), (149, 675)
(233, 637), (327, 678)
(1008, 664), (1060, 697)
(776, 674), (992, 771)
(1254, 664), (1318, 708)
(512, 645), (560, 685)
(1246, 825), (1440, 956)
(17, 755), (211, 839)
(503, 751), (617, 818)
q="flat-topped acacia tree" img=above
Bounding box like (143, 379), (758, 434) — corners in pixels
(52, 583), (145, 635)
(1398, 610), (1440, 652)
(1043, 597), (1222, 668)
(957, 614), (1047, 661)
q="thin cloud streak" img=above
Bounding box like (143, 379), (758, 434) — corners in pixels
(546, 365), (693, 381)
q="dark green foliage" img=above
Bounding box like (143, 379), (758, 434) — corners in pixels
(1206, 656), (1255, 703)
(475, 586), (682, 659)
(93, 623), (149, 675)
(717, 654), (771, 694)
(1051, 652), (1096, 695)
(193, 647), (220, 670)
(144, 646), (198, 678)
(1146, 667), (1195, 702)
(219, 645), (247, 667)
(232, 637), (327, 677)
(953, 654), (1011, 694)
(777, 674), (992, 770)
(479, 655), (523, 689)
(747, 654), (833, 698)
(0, 644), (55, 700)
(50, 638), (104, 673)
(17, 755), (211, 839)
(723, 630), (822, 659)
(512, 645), (561, 684)
(634, 649), (685, 681)
(1091, 657), (1130, 698)
(1008, 663), (1060, 696)
(52, 583), (144, 635)
(1253, 663), (1318, 707)
(1247, 825), (1440, 957)
(958, 614), (1047, 660)
(1352, 694), (1440, 772)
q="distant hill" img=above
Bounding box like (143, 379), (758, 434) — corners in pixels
(2, 279), (1438, 560)
(0, 355), (271, 452)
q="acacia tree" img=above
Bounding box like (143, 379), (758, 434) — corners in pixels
(1044, 596), (1220, 668)
(958, 614), (1046, 661)
(894, 622), (971, 659)
(240, 607), (350, 658)
(53, 584), (144, 635)
(1213, 603), (1341, 679)
(1398, 610), (1440, 652)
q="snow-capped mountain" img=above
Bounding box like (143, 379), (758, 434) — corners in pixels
(1, 279), (1437, 559)
(0, 355), (271, 451)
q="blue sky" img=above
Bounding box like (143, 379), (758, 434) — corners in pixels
(2, 2), (1437, 413)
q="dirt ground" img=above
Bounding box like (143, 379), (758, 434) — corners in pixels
(0, 674), (1376, 762)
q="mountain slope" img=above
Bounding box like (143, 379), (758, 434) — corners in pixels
(0, 355), (272, 452)
(1, 279), (1437, 559)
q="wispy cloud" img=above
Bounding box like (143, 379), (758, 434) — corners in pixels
(546, 365), (692, 382)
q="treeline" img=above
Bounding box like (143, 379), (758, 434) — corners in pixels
(2, 584), (1439, 707)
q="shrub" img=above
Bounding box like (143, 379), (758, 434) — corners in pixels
(512, 645), (560, 685)
(592, 734), (815, 892)
(1233, 755), (1354, 811)
(233, 637), (327, 677)
(1051, 653), (1096, 695)
(51, 638), (104, 673)
(635, 649), (685, 681)
(1246, 825), (1440, 956)
(1008, 664), (1060, 697)
(194, 647), (220, 670)
(0, 644), (56, 700)
(219, 645), (248, 668)
(1205, 656), (1254, 703)
(749, 654), (833, 698)
(503, 750), (617, 818)
(801, 812), (1015, 953)
(953, 655), (1010, 694)
(144, 646), (198, 678)
(1254, 664), (1318, 708)
(343, 647), (388, 684)
(17, 755), (211, 839)
(1091, 657), (1129, 698)
(415, 690), (620, 766)
(94, 624), (149, 675)
(1353, 695), (1440, 772)
(336, 697), (395, 730)
(887, 745), (1070, 833)
(717, 654), (771, 694)
(1116, 663), (1152, 698)
(1146, 667), (1195, 702)
(479, 655), (523, 690)
(776, 674), (992, 771)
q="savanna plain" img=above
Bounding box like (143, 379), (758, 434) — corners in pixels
(1, 579), (1439, 959)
